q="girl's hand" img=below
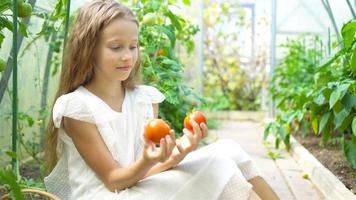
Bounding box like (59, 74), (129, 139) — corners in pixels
(182, 119), (208, 150)
(169, 120), (209, 167)
(142, 130), (176, 165)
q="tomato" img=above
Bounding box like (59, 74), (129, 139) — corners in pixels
(18, 2), (32, 18)
(184, 111), (207, 132)
(142, 13), (163, 25)
(304, 113), (310, 122)
(158, 48), (165, 56)
(0, 58), (5, 72)
(144, 119), (171, 144)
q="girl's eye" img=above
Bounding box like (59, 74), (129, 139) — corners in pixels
(111, 46), (122, 50)
(130, 46), (137, 50)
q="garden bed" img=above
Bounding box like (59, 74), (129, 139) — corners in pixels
(293, 134), (355, 194)
(0, 160), (44, 198)
(289, 134), (356, 200)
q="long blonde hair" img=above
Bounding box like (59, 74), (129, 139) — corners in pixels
(44, 0), (140, 174)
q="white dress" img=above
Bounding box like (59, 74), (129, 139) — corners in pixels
(44, 85), (260, 200)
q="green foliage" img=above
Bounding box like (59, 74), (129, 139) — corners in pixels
(21, 0), (69, 76)
(0, 0), (30, 62)
(203, 1), (263, 111)
(0, 151), (44, 199)
(126, 0), (200, 132)
(302, 173), (309, 180)
(0, 169), (24, 200)
(265, 20), (356, 168)
(263, 141), (285, 160)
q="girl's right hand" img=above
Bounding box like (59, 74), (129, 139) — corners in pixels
(142, 130), (176, 164)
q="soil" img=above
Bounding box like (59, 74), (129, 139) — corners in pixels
(19, 160), (42, 180)
(294, 134), (356, 194)
(0, 160), (43, 198)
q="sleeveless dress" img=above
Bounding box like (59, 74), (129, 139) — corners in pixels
(44, 85), (261, 200)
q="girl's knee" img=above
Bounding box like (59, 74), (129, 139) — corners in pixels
(216, 139), (241, 149)
(210, 139), (252, 165)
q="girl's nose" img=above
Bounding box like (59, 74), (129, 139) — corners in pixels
(121, 49), (132, 61)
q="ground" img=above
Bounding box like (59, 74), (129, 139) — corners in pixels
(294, 134), (356, 194)
(210, 120), (324, 200)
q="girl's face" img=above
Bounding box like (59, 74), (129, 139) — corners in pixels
(94, 18), (139, 82)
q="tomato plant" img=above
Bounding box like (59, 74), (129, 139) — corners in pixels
(184, 111), (207, 132)
(18, 2), (32, 18)
(0, 58), (5, 72)
(122, 0), (201, 132)
(264, 20), (356, 168)
(144, 119), (171, 144)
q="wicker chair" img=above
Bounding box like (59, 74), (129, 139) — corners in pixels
(0, 188), (60, 200)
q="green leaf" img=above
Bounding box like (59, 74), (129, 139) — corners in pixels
(352, 117), (356, 137)
(0, 16), (13, 31)
(343, 135), (356, 169)
(165, 9), (182, 31)
(278, 126), (287, 141)
(337, 83), (350, 99)
(0, 32), (4, 48)
(0, 1), (11, 14)
(5, 150), (17, 159)
(352, 47), (356, 69)
(313, 93), (325, 105)
(332, 101), (344, 113)
(182, 0), (191, 6)
(18, 21), (28, 37)
(263, 123), (272, 140)
(27, 116), (34, 127)
(312, 118), (318, 135)
(156, 25), (176, 47)
(334, 109), (350, 130)
(275, 137), (281, 149)
(274, 96), (285, 107)
(329, 90), (341, 109)
(339, 115), (354, 132)
(319, 112), (330, 134)
(0, 170), (24, 200)
(341, 93), (356, 112)
(284, 134), (291, 151)
(161, 58), (178, 66)
(146, 0), (161, 12)
(341, 20), (356, 48)
(321, 128), (331, 146)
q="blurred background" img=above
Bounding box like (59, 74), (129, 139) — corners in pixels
(0, 0), (355, 197)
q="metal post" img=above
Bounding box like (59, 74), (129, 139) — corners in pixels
(12, 0), (19, 177)
(63, 0), (71, 51)
(198, 0), (204, 97)
(269, 0), (277, 118)
(345, 0), (356, 18)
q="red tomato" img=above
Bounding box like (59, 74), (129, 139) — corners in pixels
(144, 119), (171, 144)
(158, 48), (165, 56)
(184, 111), (207, 132)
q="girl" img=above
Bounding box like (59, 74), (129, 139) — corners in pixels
(44, 0), (279, 200)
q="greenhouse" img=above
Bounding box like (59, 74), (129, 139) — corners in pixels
(0, 0), (355, 199)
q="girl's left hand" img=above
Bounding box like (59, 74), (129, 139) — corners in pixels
(168, 120), (208, 167)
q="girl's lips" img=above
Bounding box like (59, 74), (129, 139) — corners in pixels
(116, 66), (131, 71)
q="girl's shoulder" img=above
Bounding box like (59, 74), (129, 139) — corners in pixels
(130, 85), (165, 104)
(52, 86), (95, 128)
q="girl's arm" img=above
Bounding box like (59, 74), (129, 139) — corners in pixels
(143, 157), (176, 178)
(63, 117), (156, 192)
